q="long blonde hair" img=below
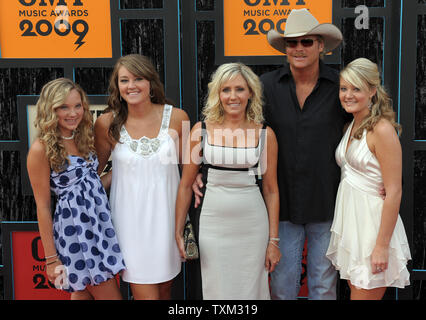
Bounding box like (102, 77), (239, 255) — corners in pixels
(34, 78), (95, 172)
(202, 62), (264, 124)
(340, 58), (401, 139)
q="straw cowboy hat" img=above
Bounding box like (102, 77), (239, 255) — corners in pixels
(267, 8), (343, 54)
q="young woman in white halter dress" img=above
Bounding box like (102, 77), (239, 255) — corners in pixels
(326, 58), (411, 300)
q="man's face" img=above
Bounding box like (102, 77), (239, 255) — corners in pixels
(285, 36), (324, 71)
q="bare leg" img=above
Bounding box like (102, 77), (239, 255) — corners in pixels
(130, 283), (160, 300)
(348, 281), (387, 300)
(71, 289), (93, 300)
(158, 280), (173, 300)
(86, 277), (123, 300)
(130, 280), (173, 300)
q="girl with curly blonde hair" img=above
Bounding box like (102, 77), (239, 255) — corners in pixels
(27, 78), (125, 300)
(34, 78), (95, 172)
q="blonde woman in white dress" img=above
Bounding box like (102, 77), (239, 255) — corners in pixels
(175, 62), (281, 299)
(326, 58), (411, 300)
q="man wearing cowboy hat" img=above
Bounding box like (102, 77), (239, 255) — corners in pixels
(260, 8), (350, 300)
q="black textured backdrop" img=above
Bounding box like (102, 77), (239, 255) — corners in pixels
(0, 0), (425, 300)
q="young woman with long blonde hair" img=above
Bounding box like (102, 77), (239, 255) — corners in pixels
(326, 58), (411, 300)
(27, 78), (125, 300)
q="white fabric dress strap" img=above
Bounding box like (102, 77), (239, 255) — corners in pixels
(159, 104), (172, 136)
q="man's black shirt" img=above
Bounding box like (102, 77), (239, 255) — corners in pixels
(260, 61), (351, 224)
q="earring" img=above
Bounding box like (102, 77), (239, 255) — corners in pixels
(119, 96), (123, 102)
(150, 89), (154, 98)
(368, 101), (372, 110)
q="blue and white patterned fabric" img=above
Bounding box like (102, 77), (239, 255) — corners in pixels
(50, 153), (125, 292)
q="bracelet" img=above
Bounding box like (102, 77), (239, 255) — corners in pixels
(46, 258), (59, 266)
(45, 253), (58, 260)
(269, 237), (280, 242)
(269, 240), (280, 249)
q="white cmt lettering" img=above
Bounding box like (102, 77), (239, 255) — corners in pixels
(19, 0), (83, 6)
(243, 0), (305, 6)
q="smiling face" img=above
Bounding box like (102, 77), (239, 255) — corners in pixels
(339, 78), (376, 118)
(118, 66), (151, 106)
(285, 35), (324, 71)
(219, 74), (252, 119)
(54, 88), (84, 137)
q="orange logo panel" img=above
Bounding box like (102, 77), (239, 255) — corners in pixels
(224, 0), (333, 56)
(0, 0), (112, 58)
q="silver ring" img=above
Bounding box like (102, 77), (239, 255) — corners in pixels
(377, 268), (382, 272)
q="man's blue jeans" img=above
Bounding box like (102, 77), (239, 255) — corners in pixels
(270, 220), (337, 300)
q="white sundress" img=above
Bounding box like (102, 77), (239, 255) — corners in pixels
(109, 104), (181, 284)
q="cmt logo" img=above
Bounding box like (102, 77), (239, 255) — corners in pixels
(18, 0), (88, 51)
(19, 0), (83, 5)
(243, 0), (306, 5)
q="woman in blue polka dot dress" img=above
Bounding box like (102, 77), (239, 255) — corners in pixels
(27, 78), (126, 299)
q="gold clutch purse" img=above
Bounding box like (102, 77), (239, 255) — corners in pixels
(183, 220), (199, 260)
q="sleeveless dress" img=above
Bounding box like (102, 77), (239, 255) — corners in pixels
(109, 104), (181, 284)
(326, 120), (411, 289)
(50, 153), (125, 292)
(192, 122), (270, 300)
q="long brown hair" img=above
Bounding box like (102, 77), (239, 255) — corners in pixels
(106, 54), (172, 143)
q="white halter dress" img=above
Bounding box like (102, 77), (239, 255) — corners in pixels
(109, 104), (181, 284)
(326, 120), (411, 289)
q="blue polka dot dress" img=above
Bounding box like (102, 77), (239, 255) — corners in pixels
(50, 153), (126, 292)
